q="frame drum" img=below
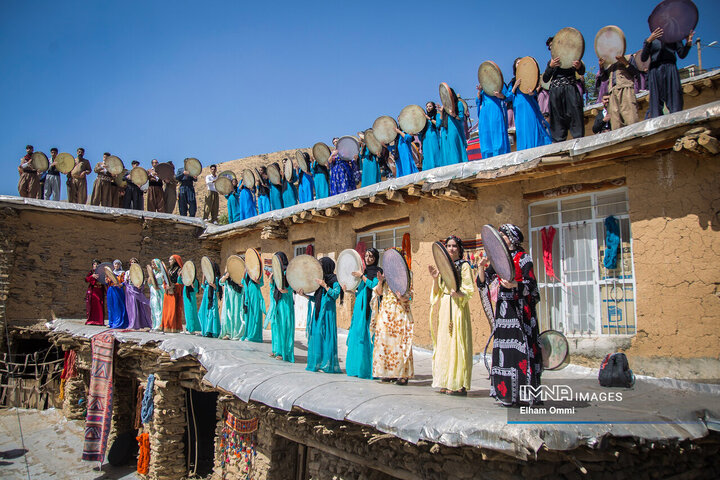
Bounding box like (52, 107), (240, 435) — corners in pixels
(551, 27), (585, 69)
(481, 225), (514, 282)
(128, 263), (144, 288)
(31, 152), (49, 172)
(438, 82), (456, 116)
(94, 262), (113, 285)
(337, 249), (363, 291)
(155, 163), (175, 182)
(241, 169), (255, 189)
(477, 61), (504, 95)
(103, 266), (119, 286)
(295, 150), (310, 174)
(267, 163), (282, 186)
(431, 242), (460, 293)
(219, 170), (237, 181)
(182, 260), (196, 286)
(538, 330), (570, 370)
(594, 26), (626, 66)
(516, 56), (540, 94)
(397, 105), (427, 135)
(312, 142), (331, 166)
(214, 176), (233, 195)
(184, 157), (202, 177)
(272, 253), (285, 290)
(286, 254), (323, 294)
(337, 136), (360, 161)
(632, 49), (650, 73)
(382, 248), (410, 297)
(364, 129), (383, 156)
(146, 264), (158, 289)
(226, 255), (246, 284)
(160, 261), (171, 287)
(54, 152), (75, 174)
(372, 116), (398, 144)
(283, 158), (294, 182)
(105, 156), (124, 175)
(201, 256), (215, 284)
(459, 97), (469, 116)
(114, 170), (129, 188)
(648, 0), (698, 44)
(130, 166), (149, 186)
(245, 248), (262, 282)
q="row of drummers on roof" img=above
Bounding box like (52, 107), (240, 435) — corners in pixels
(84, 224), (569, 407)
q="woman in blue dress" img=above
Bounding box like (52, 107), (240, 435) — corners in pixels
(301, 257), (342, 373)
(345, 248), (381, 379)
(179, 269), (200, 334)
(297, 153), (315, 203)
(238, 180), (257, 220)
(224, 179), (241, 223)
(198, 262), (221, 338)
(476, 82), (511, 158)
(107, 260), (129, 329)
(505, 58), (552, 151)
(393, 128), (419, 177)
(281, 159), (298, 208)
(267, 252), (295, 362)
(268, 177), (283, 211)
(328, 150), (356, 196)
(358, 136), (381, 187)
(312, 158), (330, 199)
(421, 102), (442, 170)
(241, 271), (266, 343)
(440, 95), (469, 165)
(256, 167), (271, 214)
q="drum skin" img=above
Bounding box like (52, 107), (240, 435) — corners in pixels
(397, 105), (427, 135)
(431, 242), (459, 293)
(114, 169), (129, 188)
(337, 136), (360, 161)
(201, 256), (214, 284)
(372, 116), (398, 144)
(219, 170), (237, 181)
(516, 56), (540, 94)
(226, 255), (246, 284)
(648, 0), (698, 44)
(481, 224), (515, 282)
(241, 169), (255, 189)
(477, 61), (504, 95)
(155, 163), (175, 182)
(214, 176), (233, 195)
(146, 265), (158, 289)
(364, 129), (383, 156)
(438, 82), (456, 116)
(272, 253), (285, 290)
(538, 330), (570, 370)
(182, 260), (196, 286)
(184, 157), (202, 177)
(31, 152), (49, 172)
(55, 152), (75, 173)
(284, 159), (294, 181)
(312, 143), (331, 166)
(160, 261), (171, 287)
(286, 255), (323, 294)
(130, 166), (149, 186)
(551, 27), (585, 69)
(95, 262), (114, 285)
(337, 249), (363, 291)
(382, 249), (410, 297)
(594, 26), (626, 65)
(267, 163), (282, 186)
(105, 156), (124, 175)
(295, 150), (310, 173)
(103, 266), (119, 286)
(245, 248), (262, 282)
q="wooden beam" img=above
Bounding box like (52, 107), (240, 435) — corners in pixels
(339, 203), (353, 212)
(291, 214), (306, 224)
(698, 133), (720, 154)
(385, 190), (406, 203)
(324, 207), (340, 217)
(299, 210), (312, 221)
(308, 210), (327, 223)
(406, 185), (425, 197)
(683, 84), (701, 97)
(369, 195), (387, 205)
(352, 198), (367, 208)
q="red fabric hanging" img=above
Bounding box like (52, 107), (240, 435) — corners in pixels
(305, 244), (314, 256)
(541, 226), (556, 278)
(401, 233), (411, 269)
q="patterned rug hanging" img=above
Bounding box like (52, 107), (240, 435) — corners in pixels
(219, 409), (258, 480)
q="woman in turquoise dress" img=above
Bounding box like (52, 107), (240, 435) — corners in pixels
(198, 262), (221, 338)
(476, 83), (511, 158)
(393, 128), (419, 177)
(302, 257), (342, 373)
(241, 271), (266, 343)
(269, 179), (283, 211)
(256, 167), (271, 214)
(219, 271), (244, 340)
(421, 102), (442, 170)
(358, 141), (380, 187)
(440, 96), (469, 165)
(297, 159), (315, 204)
(267, 252), (295, 362)
(281, 160), (298, 208)
(312, 160), (330, 199)
(224, 179), (241, 223)
(505, 58), (552, 151)
(345, 248), (381, 379)
(149, 259), (165, 330)
(179, 270), (200, 334)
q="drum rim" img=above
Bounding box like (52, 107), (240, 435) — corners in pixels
(105, 155), (124, 175)
(201, 256), (214, 283)
(155, 162), (175, 182)
(337, 136), (360, 161)
(516, 56), (540, 94)
(312, 142), (331, 166)
(214, 176), (233, 195)
(337, 248), (363, 291)
(272, 253), (285, 290)
(648, 0), (698, 42)
(372, 116), (398, 144)
(594, 25), (626, 65)
(184, 157), (202, 176)
(55, 152), (75, 173)
(94, 262), (113, 285)
(397, 104), (427, 135)
(130, 166), (149, 185)
(432, 241), (460, 292)
(103, 265), (119, 286)
(295, 150), (310, 173)
(182, 260), (196, 286)
(477, 61), (504, 94)
(438, 82), (456, 116)
(286, 254), (322, 294)
(31, 151), (49, 171)
(551, 27), (585, 69)
(267, 163), (282, 186)
(226, 255), (246, 284)
(381, 248), (410, 296)
(481, 224), (515, 282)
(245, 248), (262, 282)
(241, 168), (255, 188)
(283, 158), (294, 181)
(364, 129), (383, 156)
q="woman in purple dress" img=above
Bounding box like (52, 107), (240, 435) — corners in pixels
(124, 257), (152, 329)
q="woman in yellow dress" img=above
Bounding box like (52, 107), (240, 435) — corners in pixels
(428, 236), (474, 396)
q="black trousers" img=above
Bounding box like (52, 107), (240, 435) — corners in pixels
(647, 63), (683, 118)
(178, 186), (197, 217)
(548, 84), (585, 142)
(122, 184), (143, 210)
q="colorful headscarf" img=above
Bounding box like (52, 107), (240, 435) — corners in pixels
(171, 254), (183, 269)
(499, 224), (524, 250)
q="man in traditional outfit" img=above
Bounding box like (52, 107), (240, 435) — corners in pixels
(17, 145), (39, 198)
(598, 55), (640, 130)
(164, 162), (178, 214)
(543, 36), (586, 142)
(44, 148), (62, 201)
(67, 148), (92, 204)
(122, 160), (144, 210)
(203, 164), (219, 223)
(176, 166), (197, 217)
(90, 152), (115, 207)
(146, 159), (165, 212)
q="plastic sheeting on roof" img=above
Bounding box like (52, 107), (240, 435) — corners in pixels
(49, 319), (720, 459)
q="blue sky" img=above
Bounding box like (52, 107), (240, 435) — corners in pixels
(2, 0), (719, 197)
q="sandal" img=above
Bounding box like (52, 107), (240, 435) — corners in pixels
(395, 378), (408, 386)
(275, 355), (283, 360)
(439, 388), (448, 394)
(381, 378), (397, 383)
(446, 388), (467, 396)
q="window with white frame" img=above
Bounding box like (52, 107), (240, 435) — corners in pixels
(356, 224), (410, 254)
(293, 242), (312, 257)
(528, 189), (636, 337)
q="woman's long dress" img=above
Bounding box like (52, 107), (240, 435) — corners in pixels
(345, 276), (378, 379)
(298, 169), (314, 203)
(268, 282), (295, 362)
(220, 279), (244, 340)
(239, 184), (257, 220)
(199, 280), (221, 338)
(269, 183), (283, 211)
(441, 100), (469, 165)
(124, 280), (152, 330)
(359, 148), (380, 187)
(180, 276), (200, 333)
(430, 262), (474, 391)
(421, 113), (442, 171)
(225, 189), (240, 223)
(372, 282), (414, 379)
(329, 158), (356, 196)
(481, 252), (542, 406)
(257, 192), (270, 214)
(282, 180), (298, 208)
(85, 271), (105, 326)
(149, 281), (164, 330)
(505, 89), (551, 150)
(161, 283), (184, 333)
(107, 284), (129, 329)
(312, 162), (330, 199)
(241, 275), (266, 343)
(395, 133), (419, 178)
(306, 282), (342, 373)
(477, 86), (511, 158)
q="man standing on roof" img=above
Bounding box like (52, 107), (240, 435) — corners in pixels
(176, 164), (197, 217)
(203, 164), (219, 223)
(17, 145), (39, 198)
(598, 55), (640, 130)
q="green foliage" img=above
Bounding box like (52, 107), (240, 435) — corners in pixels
(218, 213), (229, 225)
(585, 66), (598, 105)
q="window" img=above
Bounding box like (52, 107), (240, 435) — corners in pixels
(293, 243), (311, 257)
(528, 189), (635, 337)
(356, 224), (410, 253)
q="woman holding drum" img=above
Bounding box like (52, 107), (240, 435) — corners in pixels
(421, 102), (442, 170)
(506, 57), (552, 150)
(345, 248), (382, 379)
(428, 236), (474, 396)
(238, 178), (257, 220)
(148, 259), (165, 330)
(267, 252), (295, 362)
(281, 158), (298, 208)
(295, 151), (315, 203)
(124, 258), (152, 330)
(179, 263), (201, 334)
(85, 259), (106, 326)
(241, 252), (266, 343)
(161, 255), (185, 333)
(225, 179), (241, 223)
(256, 167), (271, 214)
(219, 269), (244, 340)
(357, 134), (380, 187)
(107, 260), (129, 329)
(476, 61), (511, 159)
(393, 128), (419, 178)
(439, 86), (469, 165)
(477, 224), (542, 407)
(199, 262), (222, 338)
(328, 141), (357, 196)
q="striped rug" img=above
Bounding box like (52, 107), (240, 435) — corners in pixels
(82, 331), (115, 462)
(467, 137), (482, 161)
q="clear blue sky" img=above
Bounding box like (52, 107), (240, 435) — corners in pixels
(2, 0), (719, 197)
